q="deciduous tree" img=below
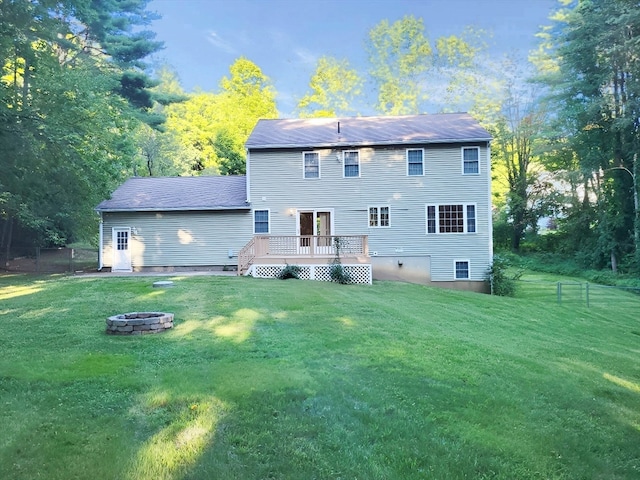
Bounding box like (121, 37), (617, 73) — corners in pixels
(164, 57), (277, 175)
(0, 0), (162, 253)
(297, 56), (362, 117)
(537, 0), (640, 271)
(367, 15), (432, 115)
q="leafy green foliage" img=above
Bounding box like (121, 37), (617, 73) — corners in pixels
(536, 0), (640, 271)
(329, 237), (352, 284)
(215, 130), (247, 175)
(132, 124), (198, 177)
(367, 15), (432, 114)
(329, 263), (351, 284)
(278, 264), (301, 280)
(486, 254), (522, 296)
(297, 56), (362, 117)
(164, 57), (277, 174)
(0, 0), (162, 250)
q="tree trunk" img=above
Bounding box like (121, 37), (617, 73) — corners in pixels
(22, 56), (29, 106)
(512, 223), (524, 251)
(4, 216), (13, 266)
(633, 153), (639, 268)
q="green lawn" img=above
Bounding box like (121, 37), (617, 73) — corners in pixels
(0, 274), (639, 479)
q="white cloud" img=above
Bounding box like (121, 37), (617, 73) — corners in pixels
(266, 29), (317, 67)
(206, 30), (237, 54)
(294, 47), (317, 66)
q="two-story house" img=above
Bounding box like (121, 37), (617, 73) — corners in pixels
(96, 113), (492, 291)
(243, 113), (492, 291)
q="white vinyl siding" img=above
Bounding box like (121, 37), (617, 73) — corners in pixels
(407, 148), (424, 176)
(303, 152), (320, 179)
(254, 209), (270, 233)
(369, 206), (390, 227)
(343, 150), (360, 177)
(426, 204), (477, 234)
(248, 143), (491, 283)
(462, 147), (480, 174)
(101, 211), (252, 268)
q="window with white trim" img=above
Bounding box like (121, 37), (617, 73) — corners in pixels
(303, 152), (319, 179)
(455, 260), (470, 279)
(254, 210), (269, 234)
(369, 206), (390, 227)
(462, 147), (479, 174)
(407, 148), (424, 176)
(466, 205), (476, 233)
(343, 150), (360, 177)
(426, 204), (477, 234)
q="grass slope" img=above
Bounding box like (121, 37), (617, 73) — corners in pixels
(0, 274), (639, 479)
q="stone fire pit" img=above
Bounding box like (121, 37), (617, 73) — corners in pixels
(106, 312), (174, 335)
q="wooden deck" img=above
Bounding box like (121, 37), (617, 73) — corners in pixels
(238, 235), (370, 275)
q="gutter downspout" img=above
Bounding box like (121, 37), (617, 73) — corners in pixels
(98, 212), (104, 270)
(487, 141), (493, 264)
(246, 148), (251, 203)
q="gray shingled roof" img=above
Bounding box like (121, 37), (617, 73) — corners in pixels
(246, 113), (492, 149)
(96, 176), (249, 212)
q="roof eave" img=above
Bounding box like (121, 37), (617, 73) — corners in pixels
(95, 205), (252, 213)
(246, 137), (493, 150)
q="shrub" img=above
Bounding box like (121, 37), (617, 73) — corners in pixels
(330, 263), (351, 284)
(487, 254), (522, 296)
(278, 264), (301, 280)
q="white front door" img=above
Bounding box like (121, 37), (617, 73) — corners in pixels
(112, 227), (132, 272)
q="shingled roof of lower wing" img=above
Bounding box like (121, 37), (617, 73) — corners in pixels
(95, 175), (249, 212)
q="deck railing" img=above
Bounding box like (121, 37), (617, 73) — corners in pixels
(238, 235), (368, 274)
(238, 236), (256, 274)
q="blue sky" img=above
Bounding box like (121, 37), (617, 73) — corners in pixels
(149, 0), (558, 116)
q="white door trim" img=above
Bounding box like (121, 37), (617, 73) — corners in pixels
(296, 209), (335, 255)
(112, 227), (132, 272)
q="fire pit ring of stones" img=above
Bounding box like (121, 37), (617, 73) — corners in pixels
(106, 312), (174, 335)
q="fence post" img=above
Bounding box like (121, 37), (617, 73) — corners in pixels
(69, 248), (73, 272)
(36, 247), (40, 273)
(557, 282), (562, 305)
(586, 282), (590, 308)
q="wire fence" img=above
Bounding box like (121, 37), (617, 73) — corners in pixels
(0, 247), (98, 273)
(517, 279), (640, 309)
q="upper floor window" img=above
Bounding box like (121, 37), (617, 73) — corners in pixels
(369, 206), (390, 227)
(343, 150), (360, 177)
(254, 209), (270, 234)
(407, 148), (424, 176)
(426, 204), (476, 234)
(462, 147), (480, 174)
(303, 152), (319, 179)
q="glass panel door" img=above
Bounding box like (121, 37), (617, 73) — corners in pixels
(297, 210), (333, 255)
(316, 212), (332, 251)
(299, 212), (313, 249)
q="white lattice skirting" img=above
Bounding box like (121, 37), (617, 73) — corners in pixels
(248, 264), (372, 284)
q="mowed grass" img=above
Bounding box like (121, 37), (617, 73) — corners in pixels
(0, 274), (639, 479)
